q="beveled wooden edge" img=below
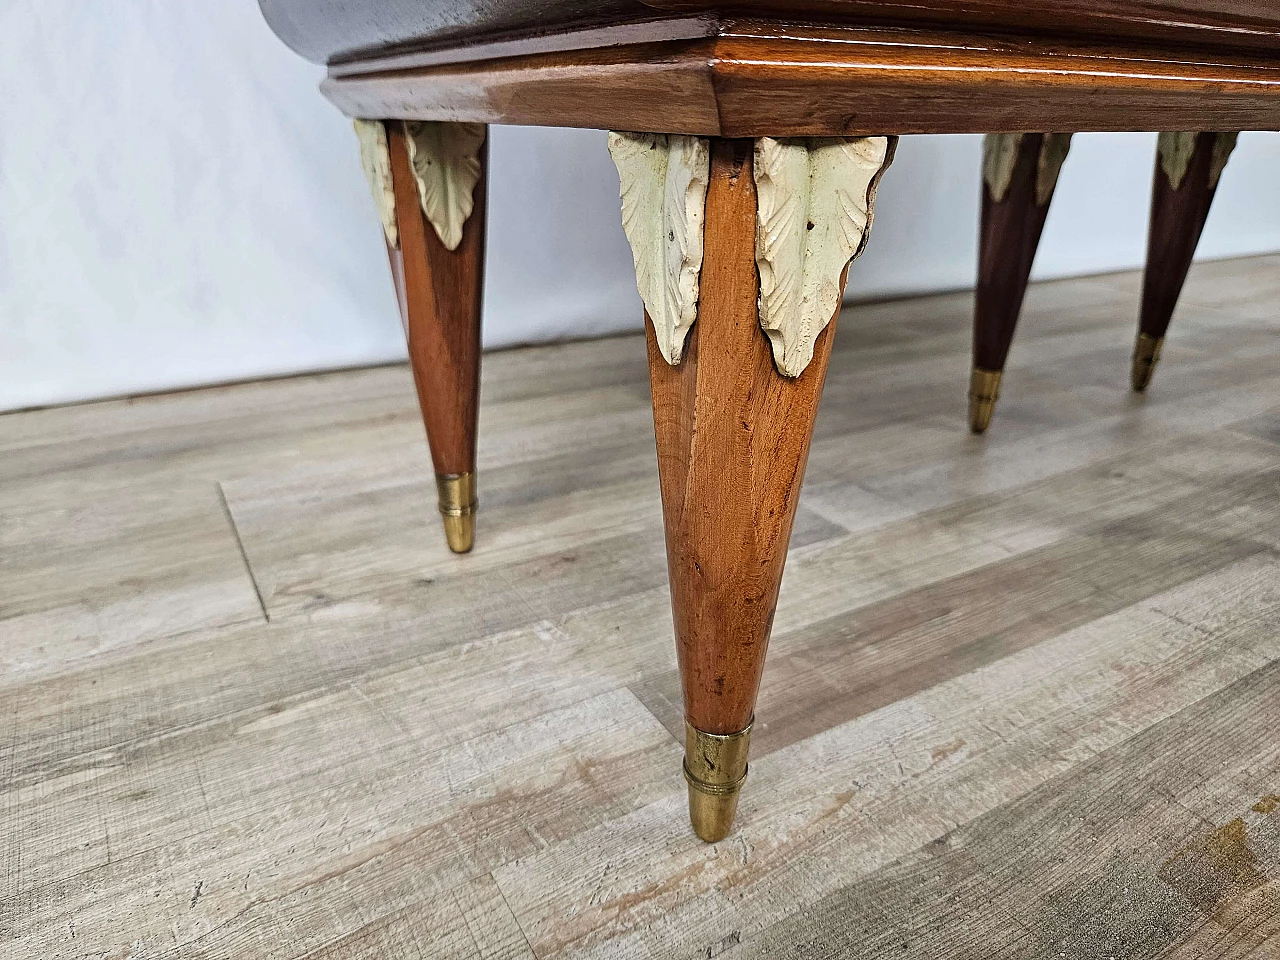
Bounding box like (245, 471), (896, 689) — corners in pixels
(320, 23), (1280, 136)
(640, 0), (1280, 55)
(327, 16), (718, 77)
(263, 0), (1280, 69)
(323, 39), (721, 135)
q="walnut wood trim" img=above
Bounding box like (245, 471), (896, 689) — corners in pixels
(639, 1), (1280, 54)
(326, 16), (719, 77)
(321, 26), (1280, 136)
(262, 0), (1280, 69)
(324, 40), (721, 135)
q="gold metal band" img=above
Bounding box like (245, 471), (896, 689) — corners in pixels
(435, 472), (477, 553)
(682, 762), (748, 796)
(683, 719), (753, 842)
(1131, 333), (1164, 392)
(436, 472), (477, 516)
(968, 367), (1003, 434)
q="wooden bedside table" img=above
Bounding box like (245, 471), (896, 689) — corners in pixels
(259, 0), (1280, 841)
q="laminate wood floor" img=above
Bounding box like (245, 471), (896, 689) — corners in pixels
(4, 255), (1280, 959)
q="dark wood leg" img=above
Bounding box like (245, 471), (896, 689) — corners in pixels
(386, 122), (486, 553)
(1134, 132), (1237, 391)
(971, 133), (1071, 433)
(646, 140), (837, 840)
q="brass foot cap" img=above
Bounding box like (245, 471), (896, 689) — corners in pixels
(1131, 333), (1164, 392)
(684, 719), (752, 842)
(436, 473), (477, 554)
(968, 368), (1003, 434)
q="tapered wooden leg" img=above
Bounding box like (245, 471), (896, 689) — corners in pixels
(384, 121), (487, 552)
(611, 129), (892, 839)
(971, 133), (1072, 433)
(1134, 132), (1237, 391)
(646, 141), (837, 840)
(385, 236), (409, 337)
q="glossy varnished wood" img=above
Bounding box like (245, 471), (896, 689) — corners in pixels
(324, 17), (719, 77)
(260, 0), (656, 64)
(319, 24), (1280, 136)
(386, 122), (485, 478)
(644, 0), (1280, 52)
(261, 0), (1280, 67)
(1140, 134), (1228, 348)
(324, 39), (721, 135)
(385, 237), (409, 335)
(973, 135), (1059, 376)
(647, 139), (836, 734)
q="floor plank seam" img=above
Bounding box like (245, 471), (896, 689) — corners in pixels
(7, 258), (1280, 957)
(216, 480), (270, 624)
(733, 645), (1280, 959)
(492, 871), (542, 960)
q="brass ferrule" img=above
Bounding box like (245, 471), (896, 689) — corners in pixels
(436, 472), (477, 516)
(968, 367), (1003, 434)
(1131, 333), (1164, 392)
(683, 719), (753, 842)
(435, 472), (477, 553)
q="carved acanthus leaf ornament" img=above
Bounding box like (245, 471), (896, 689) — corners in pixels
(754, 136), (897, 377)
(608, 132), (711, 365)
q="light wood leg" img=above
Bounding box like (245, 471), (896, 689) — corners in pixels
(384, 121), (487, 553)
(614, 134), (893, 840)
(971, 133), (1072, 432)
(650, 139), (839, 840)
(1134, 132), (1237, 391)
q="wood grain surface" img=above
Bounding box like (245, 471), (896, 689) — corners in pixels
(1141, 133), (1231, 344)
(317, 23), (1280, 136)
(386, 121), (485, 477)
(644, 0), (1280, 52)
(973, 134), (1060, 373)
(260, 0), (659, 64)
(646, 139), (837, 734)
(4, 256), (1280, 957)
(261, 0), (1280, 67)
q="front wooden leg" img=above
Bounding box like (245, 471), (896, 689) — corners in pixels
(971, 133), (1072, 433)
(1134, 132), (1237, 391)
(612, 134), (893, 840)
(356, 119), (486, 553)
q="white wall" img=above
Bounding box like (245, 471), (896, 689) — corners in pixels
(3, 0), (1280, 412)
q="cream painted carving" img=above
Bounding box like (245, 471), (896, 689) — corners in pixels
(353, 119), (398, 248)
(754, 136), (896, 378)
(983, 134), (1025, 204)
(1034, 134), (1073, 206)
(1159, 132), (1199, 190)
(982, 133), (1072, 206)
(1209, 132), (1239, 189)
(1159, 131), (1239, 191)
(404, 121), (486, 251)
(607, 132), (711, 366)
